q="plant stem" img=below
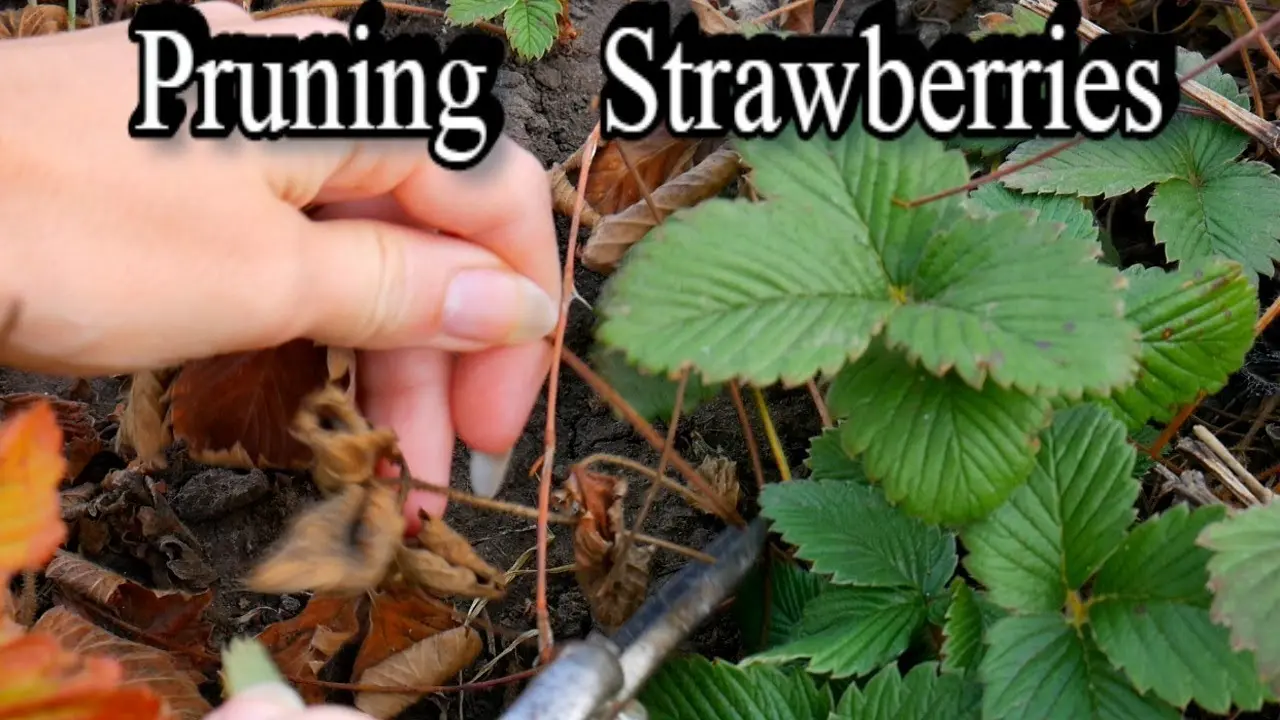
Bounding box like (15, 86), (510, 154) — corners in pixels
(618, 369), (690, 573)
(750, 385), (791, 481)
(728, 381), (767, 491)
(251, 0), (506, 36)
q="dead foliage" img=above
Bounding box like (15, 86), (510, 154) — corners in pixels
(554, 469), (653, 628)
(694, 456), (742, 515)
(246, 385), (508, 603)
(34, 606), (211, 720)
(1, 393), (101, 481)
(116, 368), (177, 471)
(351, 587), (458, 678)
(0, 3), (81, 37)
(354, 625), (482, 719)
(61, 470), (217, 591)
(255, 594), (363, 704)
(45, 551), (214, 664)
(581, 147), (743, 273)
(585, 127), (701, 215)
(911, 0), (971, 25)
(169, 341), (354, 469)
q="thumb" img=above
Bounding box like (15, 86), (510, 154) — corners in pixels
(287, 212), (558, 352)
(209, 684), (372, 720)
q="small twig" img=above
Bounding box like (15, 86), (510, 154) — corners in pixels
(616, 369), (690, 574)
(1235, 392), (1279, 453)
(616, 142), (664, 224)
(561, 347), (745, 525)
(1232, 0), (1280, 76)
(819, 0), (848, 32)
(1153, 465), (1223, 507)
(1178, 436), (1261, 506)
(251, 0), (507, 35)
(901, 137), (1086, 207)
(806, 379), (832, 428)
(1224, 11), (1269, 122)
(397, 478), (578, 524)
(750, 385), (791, 481)
(727, 381), (767, 491)
(748, 0), (811, 25)
(621, 531), (716, 564)
(576, 453), (707, 509)
(1192, 425), (1274, 503)
(294, 667), (542, 694)
(535, 124), (601, 662)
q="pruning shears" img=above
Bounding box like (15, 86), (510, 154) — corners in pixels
(499, 517), (769, 720)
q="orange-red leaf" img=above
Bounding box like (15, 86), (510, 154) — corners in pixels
(0, 631), (163, 720)
(45, 551), (215, 655)
(0, 394), (101, 482)
(256, 594), (363, 704)
(168, 340), (334, 469)
(352, 587), (457, 679)
(0, 400), (67, 580)
(33, 606), (210, 720)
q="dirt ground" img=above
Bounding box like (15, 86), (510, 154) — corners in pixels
(0, 0), (1022, 716)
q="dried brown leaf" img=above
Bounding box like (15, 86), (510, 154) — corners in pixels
(0, 4), (70, 37)
(0, 393), (101, 481)
(115, 369), (177, 471)
(585, 128), (700, 215)
(246, 483), (405, 595)
(581, 147), (743, 274)
(549, 163), (603, 227)
(33, 605), (211, 720)
(694, 456), (741, 515)
(561, 471), (652, 627)
(292, 386), (399, 496)
(353, 626), (482, 719)
(255, 594), (363, 704)
(169, 339), (341, 470)
(45, 551), (214, 652)
(690, 0), (741, 33)
(393, 517), (507, 600)
(780, 0), (814, 32)
(352, 586), (457, 678)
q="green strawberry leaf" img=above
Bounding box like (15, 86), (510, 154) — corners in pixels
(829, 342), (1053, 525)
(805, 428), (869, 483)
(734, 559), (829, 653)
(882, 208), (1135, 397)
(590, 346), (723, 424)
(834, 662), (981, 719)
(966, 183), (1099, 245)
(743, 586), (927, 678)
(596, 122), (1139, 395)
(503, 0), (559, 60)
(1099, 260), (1257, 429)
(980, 614), (1179, 720)
(1090, 504), (1269, 713)
(1200, 501), (1280, 696)
(445, 0), (518, 24)
(941, 579), (1005, 675)
(759, 478), (956, 593)
(963, 404), (1140, 613)
(639, 655), (832, 720)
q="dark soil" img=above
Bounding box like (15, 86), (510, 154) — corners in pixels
(0, 0), (1054, 716)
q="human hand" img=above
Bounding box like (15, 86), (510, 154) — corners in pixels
(0, 2), (561, 531)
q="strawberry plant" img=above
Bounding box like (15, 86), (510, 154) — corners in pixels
(445, 0), (564, 59)
(587, 32), (1280, 716)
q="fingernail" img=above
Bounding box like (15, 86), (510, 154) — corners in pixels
(443, 269), (558, 344)
(470, 448), (512, 498)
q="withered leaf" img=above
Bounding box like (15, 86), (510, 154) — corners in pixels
(563, 471), (652, 628)
(694, 456), (741, 515)
(247, 483), (405, 595)
(354, 625), (482, 720)
(0, 586), (18, 642)
(780, 0), (815, 33)
(353, 586), (458, 678)
(581, 146), (743, 274)
(0, 4), (73, 37)
(585, 128), (701, 215)
(255, 594), (363, 704)
(34, 605), (211, 720)
(168, 340), (350, 470)
(116, 368), (177, 471)
(690, 0), (741, 34)
(912, 0), (971, 24)
(393, 516), (507, 600)
(292, 385), (399, 496)
(0, 393), (101, 481)
(45, 551), (215, 654)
